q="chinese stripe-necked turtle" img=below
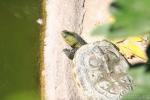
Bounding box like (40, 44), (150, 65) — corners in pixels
(61, 30), (133, 100)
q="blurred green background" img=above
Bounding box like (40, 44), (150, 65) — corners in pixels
(0, 0), (41, 100)
(122, 67), (150, 100)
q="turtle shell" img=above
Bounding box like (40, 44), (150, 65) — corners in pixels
(73, 40), (133, 100)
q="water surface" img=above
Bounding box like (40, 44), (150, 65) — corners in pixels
(0, 0), (41, 100)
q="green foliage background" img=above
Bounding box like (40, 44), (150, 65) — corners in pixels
(92, 0), (150, 39)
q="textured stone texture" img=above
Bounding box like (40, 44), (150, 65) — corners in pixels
(44, 0), (86, 100)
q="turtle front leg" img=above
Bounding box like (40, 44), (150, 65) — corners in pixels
(63, 48), (77, 60)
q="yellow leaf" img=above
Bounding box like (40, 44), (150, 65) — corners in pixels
(114, 36), (148, 61)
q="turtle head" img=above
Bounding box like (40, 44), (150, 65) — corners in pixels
(61, 30), (87, 60)
(61, 30), (78, 48)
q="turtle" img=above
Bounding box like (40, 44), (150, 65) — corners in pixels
(61, 30), (133, 100)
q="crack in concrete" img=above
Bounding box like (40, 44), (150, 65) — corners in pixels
(79, 0), (86, 35)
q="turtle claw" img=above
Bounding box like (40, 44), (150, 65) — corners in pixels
(63, 48), (75, 60)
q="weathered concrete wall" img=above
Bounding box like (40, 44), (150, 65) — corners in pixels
(44, 0), (111, 100)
